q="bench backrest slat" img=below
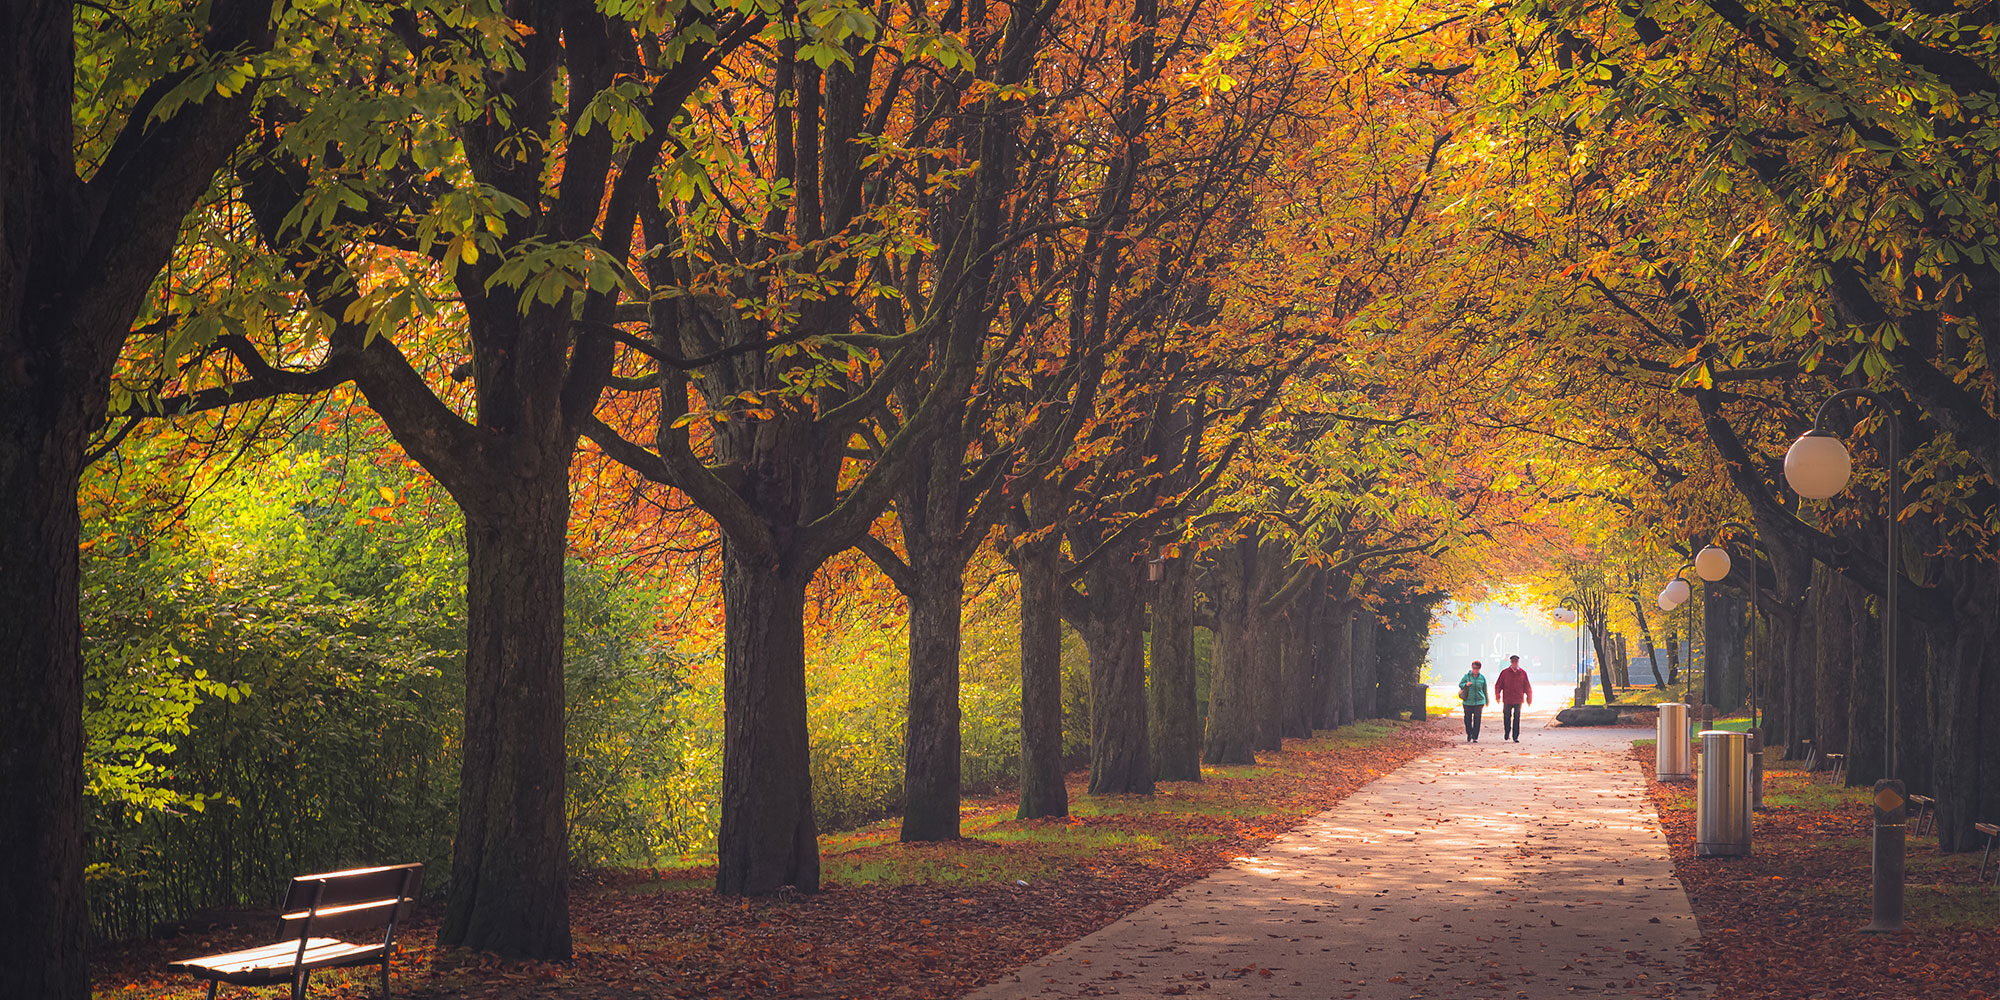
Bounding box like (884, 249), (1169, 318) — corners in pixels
(276, 864), (422, 940)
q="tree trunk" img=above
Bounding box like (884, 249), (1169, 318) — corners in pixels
(895, 399), (968, 841)
(0, 401), (90, 999)
(1811, 566), (1849, 763)
(1590, 618), (1617, 705)
(1280, 601), (1317, 739)
(1016, 532), (1069, 819)
(1628, 595), (1666, 688)
(1664, 628), (1681, 685)
(1203, 541), (1259, 765)
(715, 544), (820, 894)
(901, 552), (964, 840)
(1148, 556), (1200, 781)
(1079, 561), (1151, 795)
(1933, 604), (2000, 851)
(2, 1), (272, 987)
(1703, 586), (1747, 712)
(1351, 612), (1379, 718)
(1316, 603), (1355, 729)
(439, 480), (573, 957)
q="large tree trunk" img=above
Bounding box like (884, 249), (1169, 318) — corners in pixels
(1279, 601), (1317, 739)
(1703, 586), (1747, 712)
(1079, 561), (1152, 795)
(0, 398), (91, 999)
(902, 561), (964, 840)
(899, 443), (965, 841)
(1016, 531), (1069, 819)
(1148, 555), (1200, 781)
(440, 479), (573, 956)
(2, 1), (272, 988)
(715, 545), (819, 894)
(1351, 612), (1378, 718)
(1316, 602), (1355, 729)
(1203, 541), (1259, 765)
(1934, 603), (2000, 850)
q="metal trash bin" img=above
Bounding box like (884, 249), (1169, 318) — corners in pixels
(1697, 730), (1752, 857)
(1657, 703), (1692, 781)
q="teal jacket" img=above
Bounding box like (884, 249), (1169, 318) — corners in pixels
(1458, 671), (1489, 707)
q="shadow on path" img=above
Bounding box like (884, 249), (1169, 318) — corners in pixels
(965, 706), (1707, 999)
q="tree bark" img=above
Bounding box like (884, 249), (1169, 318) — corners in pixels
(1, 2), (276, 989)
(1203, 540), (1259, 765)
(1148, 555), (1201, 781)
(1351, 612), (1379, 718)
(1316, 603), (1355, 729)
(716, 544), (820, 893)
(897, 438), (965, 841)
(1280, 601), (1317, 739)
(1016, 531), (1069, 819)
(1078, 560), (1152, 795)
(1703, 586), (1747, 713)
(440, 479), (572, 957)
(901, 559), (964, 840)
(1590, 616), (1618, 705)
(1628, 595), (1666, 688)
(0, 395), (89, 999)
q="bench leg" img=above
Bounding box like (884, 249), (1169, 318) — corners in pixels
(381, 959), (391, 999)
(292, 967), (311, 1000)
(206, 982), (219, 1000)
(1982, 837), (1994, 882)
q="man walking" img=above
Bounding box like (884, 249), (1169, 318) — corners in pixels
(1457, 661), (1489, 742)
(1495, 654), (1532, 742)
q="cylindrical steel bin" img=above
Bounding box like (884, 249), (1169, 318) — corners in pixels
(1697, 730), (1752, 857)
(1657, 703), (1692, 781)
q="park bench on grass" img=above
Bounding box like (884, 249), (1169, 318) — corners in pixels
(169, 863), (422, 1000)
(1977, 824), (2000, 885)
(1909, 794), (1937, 837)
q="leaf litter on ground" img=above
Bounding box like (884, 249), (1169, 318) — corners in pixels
(91, 719), (1446, 1000)
(1633, 744), (2000, 999)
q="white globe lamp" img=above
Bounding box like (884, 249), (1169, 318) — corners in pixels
(1694, 545), (1732, 582)
(1657, 589), (1677, 612)
(1663, 578), (1692, 605)
(1785, 430), (1852, 499)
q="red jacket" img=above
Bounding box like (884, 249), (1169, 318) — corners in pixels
(1494, 665), (1532, 705)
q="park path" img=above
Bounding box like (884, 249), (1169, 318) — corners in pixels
(965, 706), (1709, 1000)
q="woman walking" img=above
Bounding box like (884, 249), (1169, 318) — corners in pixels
(1458, 660), (1489, 742)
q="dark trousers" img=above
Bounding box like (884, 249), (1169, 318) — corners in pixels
(1463, 705), (1483, 741)
(1502, 703), (1523, 740)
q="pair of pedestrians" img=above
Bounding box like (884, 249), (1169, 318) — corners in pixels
(1456, 656), (1531, 742)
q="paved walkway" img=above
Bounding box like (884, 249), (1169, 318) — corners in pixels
(967, 706), (1708, 999)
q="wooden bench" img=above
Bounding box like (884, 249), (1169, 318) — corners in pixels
(1978, 824), (2000, 885)
(169, 863), (422, 1000)
(1817, 752), (1847, 786)
(1909, 794), (1937, 837)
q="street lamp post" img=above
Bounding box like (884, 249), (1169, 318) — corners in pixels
(1783, 387), (1905, 933)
